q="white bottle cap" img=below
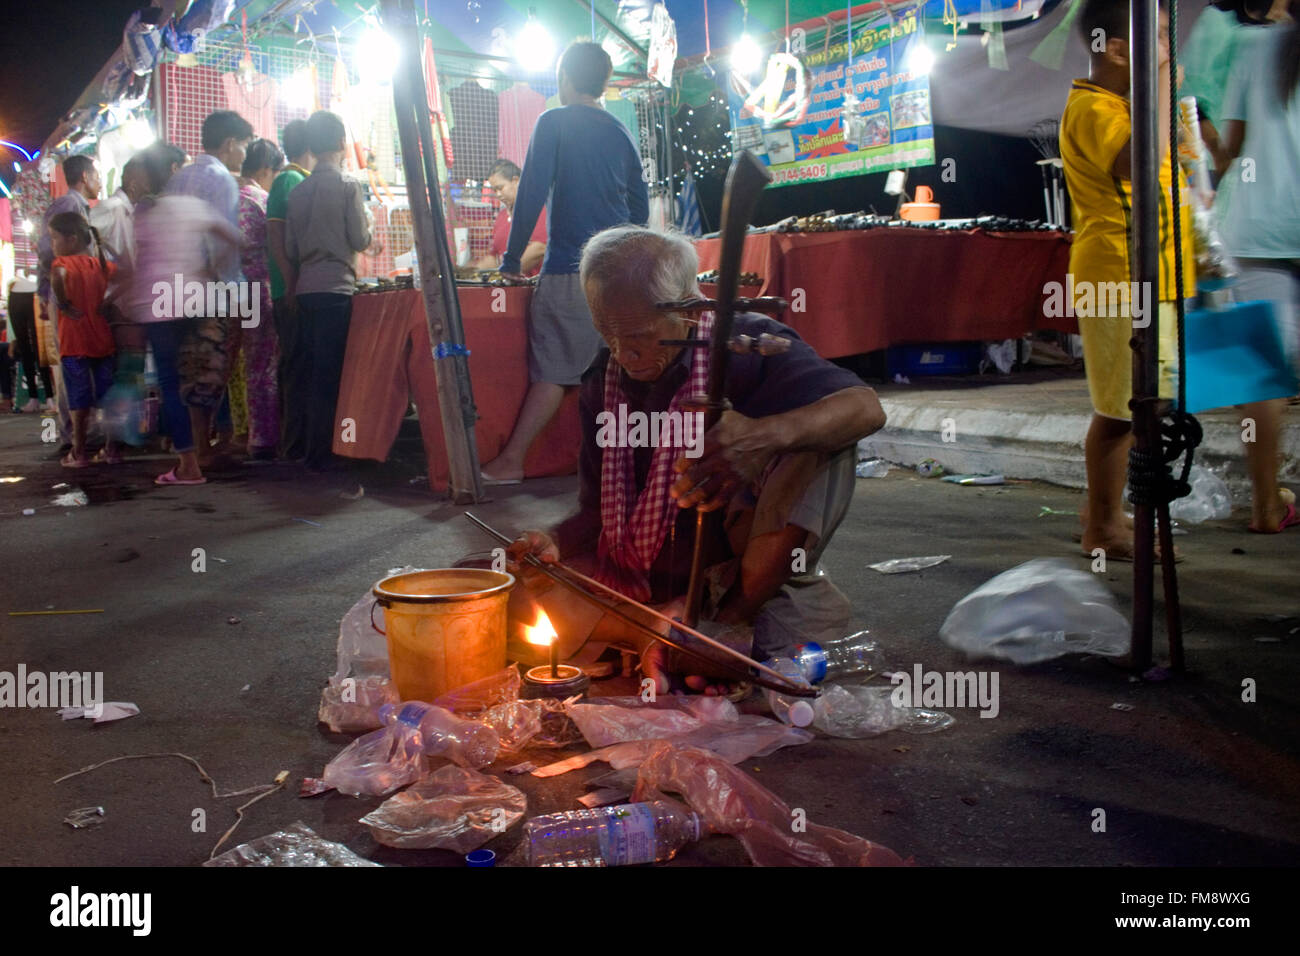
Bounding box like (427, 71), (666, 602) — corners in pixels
(788, 700), (816, 727)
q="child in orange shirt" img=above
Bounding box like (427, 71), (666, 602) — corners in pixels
(49, 212), (118, 468)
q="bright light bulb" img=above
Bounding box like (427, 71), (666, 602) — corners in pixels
(515, 18), (555, 73)
(11, 161), (18, 173)
(21, 218), (33, 235)
(284, 68), (316, 112)
(357, 29), (399, 85)
(731, 34), (762, 76)
(905, 41), (935, 77)
(125, 117), (155, 150)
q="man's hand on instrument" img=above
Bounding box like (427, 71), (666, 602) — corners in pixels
(670, 409), (779, 512)
(507, 530), (560, 589)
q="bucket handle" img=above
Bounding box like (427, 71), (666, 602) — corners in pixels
(370, 599), (386, 636)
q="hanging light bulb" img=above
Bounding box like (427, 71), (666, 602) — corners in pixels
(731, 34), (762, 76)
(905, 39), (935, 77)
(515, 9), (555, 73)
(125, 117), (156, 150)
(357, 27), (399, 85)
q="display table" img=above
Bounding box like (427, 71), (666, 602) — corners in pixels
(333, 287), (581, 491)
(694, 228), (1076, 358)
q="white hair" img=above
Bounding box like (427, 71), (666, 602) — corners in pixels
(579, 225), (702, 313)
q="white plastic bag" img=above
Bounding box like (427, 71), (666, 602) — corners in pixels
(564, 695), (738, 747)
(360, 765), (527, 851)
(318, 675), (400, 734)
(939, 558), (1130, 664)
(1168, 465), (1233, 524)
(321, 725), (426, 797)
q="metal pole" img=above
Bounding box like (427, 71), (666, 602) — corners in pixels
(380, 0), (484, 503)
(1129, 0), (1161, 670)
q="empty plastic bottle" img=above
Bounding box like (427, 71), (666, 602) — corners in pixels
(764, 658), (816, 728)
(524, 801), (703, 867)
(377, 701), (499, 770)
(812, 684), (955, 738)
(793, 631), (885, 684)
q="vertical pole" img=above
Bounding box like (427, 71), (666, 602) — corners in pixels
(1129, 0), (1160, 671)
(381, 0), (484, 503)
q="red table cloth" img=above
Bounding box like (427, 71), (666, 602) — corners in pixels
(694, 228), (1077, 358)
(334, 287), (581, 491)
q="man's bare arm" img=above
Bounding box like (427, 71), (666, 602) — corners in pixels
(519, 241), (546, 275)
(671, 386), (886, 511)
(267, 220), (297, 307)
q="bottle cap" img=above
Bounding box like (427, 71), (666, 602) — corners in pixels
(466, 849), (495, 867)
(788, 700), (815, 727)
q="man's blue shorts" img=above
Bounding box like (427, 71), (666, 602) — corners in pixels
(60, 355), (114, 411)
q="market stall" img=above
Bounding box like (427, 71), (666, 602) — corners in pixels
(333, 285), (580, 491)
(695, 223), (1076, 358)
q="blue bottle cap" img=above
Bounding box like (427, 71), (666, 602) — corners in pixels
(465, 849), (495, 867)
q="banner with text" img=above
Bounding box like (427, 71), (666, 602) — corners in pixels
(728, 7), (935, 187)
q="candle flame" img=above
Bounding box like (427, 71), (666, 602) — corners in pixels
(523, 609), (557, 647)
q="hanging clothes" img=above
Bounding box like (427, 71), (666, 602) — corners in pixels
(448, 81), (500, 182)
(497, 82), (546, 168)
(221, 71), (279, 142)
(423, 38), (454, 167)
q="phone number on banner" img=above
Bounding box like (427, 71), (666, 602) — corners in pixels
(771, 163), (830, 184)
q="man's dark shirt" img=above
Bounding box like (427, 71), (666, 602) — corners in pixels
(552, 314), (866, 603)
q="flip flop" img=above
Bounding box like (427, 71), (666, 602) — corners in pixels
(155, 468), (207, 486)
(1249, 501), (1299, 534)
(60, 453), (90, 469)
(480, 472), (522, 486)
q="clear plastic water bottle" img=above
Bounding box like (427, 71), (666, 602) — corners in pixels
(377, 701), (499, 770)
(793, 631), (885, 684)
(812, 685), (955, 738)
(764, 658), (816, 728)
(524, 801), (703, 867)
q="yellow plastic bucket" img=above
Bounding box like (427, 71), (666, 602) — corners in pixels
(373, 569), (515, 703)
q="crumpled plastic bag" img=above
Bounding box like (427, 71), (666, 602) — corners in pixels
(564, 695), (738, 747)
(939, 558), (1130, 664)
(532, 713), (811, 777)
(359, 765), (526, 851)
(332, 577), (406, 685)
(318, 675), (400, 734)
(432, 666), (522, 715)
(431, 666), (582, 750)
(322, 725), (425, 797)
(205, 822), (379, 867)
(632, 744), (906, 867)
(1168, 465), (1233, 524)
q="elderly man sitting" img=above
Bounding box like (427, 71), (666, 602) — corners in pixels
(506, 225), (885, 695)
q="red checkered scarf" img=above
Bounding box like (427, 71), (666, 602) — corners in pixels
(595, 311), (714, 602)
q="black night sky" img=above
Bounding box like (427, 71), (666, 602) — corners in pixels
(0, 0), (141, 180)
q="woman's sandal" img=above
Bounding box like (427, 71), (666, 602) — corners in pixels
(154, 468), (207, 486)
(60, 453), (90, 469)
